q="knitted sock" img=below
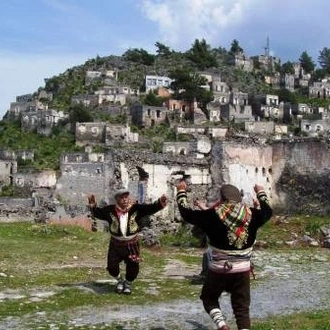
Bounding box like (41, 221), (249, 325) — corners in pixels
(209, 308), (226, 328)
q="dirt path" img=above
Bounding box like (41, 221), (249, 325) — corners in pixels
(0, 250), (329, 329)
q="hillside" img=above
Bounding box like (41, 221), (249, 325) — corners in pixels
(2, 39), (330, 173)
(42, 41), (273, 111)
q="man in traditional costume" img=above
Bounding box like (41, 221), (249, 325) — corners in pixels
(176, 182), (272, 330)
(88, 188), (167, 294)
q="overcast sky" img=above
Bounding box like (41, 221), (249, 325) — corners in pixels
(1, 0), (330, 118)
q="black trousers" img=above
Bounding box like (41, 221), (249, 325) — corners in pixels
(200, 270), (251, 329)
(106, 239), (140, 282)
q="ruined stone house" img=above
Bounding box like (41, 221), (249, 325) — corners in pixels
(230, 52), (254, 71)
(211, 75), (230, 104)
(208, 102), (221, 122)
(309, 81), (330, 99)
(75, 122), (138, 147)
(217, 88), (253, 123)
(163, 136), (211, 159)
(55, 148), (211, 224)
(94, 86), (129, 106)
(257, 54), (280, 71)
(130, 102), (168, 128)
(9, 99), (48, 119)
(300, 119), (330, 136)
(75, 122), (107, 146)
(21, 109), (68, 135)
(220, 103), (253, 123)
(281, 73), (295, 92)
(245, 121), (275, 135)
(71, 94), (99, 108)
(293, 103), (313, 116)
(0, 160), (16, 188)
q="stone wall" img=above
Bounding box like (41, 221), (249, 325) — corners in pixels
(111, 149), (210, 222)
(272, 140), (330, 214)
(0, 160), (16, 187)
(75, 122), (107, 146)
(210, 139), (330, 214)
(13, 169), (57, 197)
(54, 139), (330, 215)
(50, 149), (212, 236)
(56, 152), (113, 205)
(4, 137), (330, 229)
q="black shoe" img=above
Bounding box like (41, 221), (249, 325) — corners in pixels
(123, 280), (132, 295)
(116, 279), (124, 294)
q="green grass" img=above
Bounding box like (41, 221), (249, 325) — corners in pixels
(0, 220), (329, 329)
(0, 222), (201, 319)
(257, 214), (329, 247)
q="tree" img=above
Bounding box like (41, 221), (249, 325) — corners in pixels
(281, 61), (295, 74)
(229, 39), (243, 54)
(143, 90), (165, 107)
(312, 68), (327, 81)
(186, 39), (218, 70)
(123, 48), (155, 66)
(68, 104), (93, 131)
(169, 68), (214, 119)
(155, 42), (172, 57)
(274, 89), (297, 104)
(299, 51), (315, 73)
(318, 47), (330, 73)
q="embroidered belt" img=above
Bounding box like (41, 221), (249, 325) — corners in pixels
(207, 246), (252, 274)
(110, 235), (139, 246)
(110, 235), (140, 263)
(208, 259), (251, 274)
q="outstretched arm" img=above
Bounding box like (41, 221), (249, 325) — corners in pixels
(88, 194), (112, 221)
(135, 194), (168, 217)
(176, 181), (214, 229)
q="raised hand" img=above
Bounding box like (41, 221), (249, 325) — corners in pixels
(176, 180), (187, 191)
(160, 194), (168, 207)
(253, 184), (264, 193)
(88, 194), (96, 207)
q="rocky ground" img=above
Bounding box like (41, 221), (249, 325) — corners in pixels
(0, 249), (329, 330)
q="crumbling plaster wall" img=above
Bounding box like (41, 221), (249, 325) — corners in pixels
(210, 141), (273, 206)
(112, 149), (211, 221)
(211, 139), (330, 213)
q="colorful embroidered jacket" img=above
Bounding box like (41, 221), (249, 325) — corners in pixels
(90, 199), (165, 238)
(177, 190), (273, 273)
